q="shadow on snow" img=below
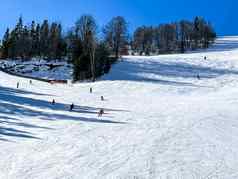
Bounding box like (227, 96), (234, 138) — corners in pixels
(104, 60), (238, 87)
(185, 38), (238, 54)
(0, 86), (127, 142)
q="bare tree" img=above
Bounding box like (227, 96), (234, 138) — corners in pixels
(103, 16), (128, 59)
(75, 15), (97, 81)
(133, 26), (155, 55)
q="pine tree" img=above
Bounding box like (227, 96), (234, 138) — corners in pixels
(22, 25), (31, 58)
(95, 42), (110, 77)
(15, 16), (24, 58)
(35, 23), (41, 57)
(56, 24), (66, 59)
(49, 22), (59, 59)
(8, 29), (18, 59)
(73, 54), (90, 81)
(2, 28), (10, 58)
(40, 20), (50, 58)
(30, 21), (36, 57)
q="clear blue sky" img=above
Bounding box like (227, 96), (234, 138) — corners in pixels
(0, 0), (236, 38)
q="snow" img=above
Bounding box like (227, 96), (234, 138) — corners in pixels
(0, 59), (72, 80)
(1, 37), (238, 178)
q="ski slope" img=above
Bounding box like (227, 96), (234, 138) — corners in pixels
(1, 37), (238, 178)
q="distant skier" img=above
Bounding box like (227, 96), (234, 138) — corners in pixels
(17, 82), (19, 89)
(204, 56), (207, 60)
(70, 103), (74, 111)
(197, 74), (201, 80)
(98, 109), (104, 117)
(29, 80), (32, 85)
(90, 87), (93, 93)
(101, 96), (104, 101)
(52, 99), (56, 105)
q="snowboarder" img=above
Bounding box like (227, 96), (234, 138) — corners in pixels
(90, 87), (93, 93)
(98, 109), (104, 117)
(70, 103), (74, 111)
(101, 96), (104, 101)
(17, 82), (19, 89)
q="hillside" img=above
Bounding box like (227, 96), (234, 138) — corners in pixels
(0, 59), (72, 81)
(1, 37), (238, 178)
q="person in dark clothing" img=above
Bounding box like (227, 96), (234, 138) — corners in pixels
(52, 99), (56, 105)
(101, 96), (104, 101)
(70, 103), (74, 111)
(17, 82), (19, 89)
(197, 74), (201, 80)
(98, 109), (104, 117)
(30, 80), (32, 85)
(90, 88), (93, 93)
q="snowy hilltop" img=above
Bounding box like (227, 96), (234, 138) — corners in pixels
(1, 36), (238, 178)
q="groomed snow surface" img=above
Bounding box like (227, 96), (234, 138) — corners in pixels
(1, 37), (238, 179)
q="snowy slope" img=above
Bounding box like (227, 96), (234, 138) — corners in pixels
(0, 59), (73, 80)
(1, 37), (238, 178)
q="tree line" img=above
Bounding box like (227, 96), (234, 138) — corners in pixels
(0, 16), (216, 81)
(1, 17), (67, 59)
(132, 17), (216, 55)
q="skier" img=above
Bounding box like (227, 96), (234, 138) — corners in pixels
(98, 109), (104, 117)
(197, 74), (201, 80)
(29, 80), (32, 85)
(70, 103), (74, 111)
(204, 56), (207, 60)
(52, 99), (56, 105)
(101, 96), (104, 101)
(17, 82), (19, 89)
(90, 87), (93, 93)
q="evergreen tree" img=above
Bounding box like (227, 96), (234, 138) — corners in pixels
(66, 30), (83, 63)
(95, 42), (110, 77)
(8, 29), (17, 58)
(56, 24), (67, 59)
(1, 28), (10, 58)
(40, 20), (50, 58)
(35, 23), (41, 57)
(30, 21), (36, 57)
(49, 22), (59, 59)
(73, 54), (90, 81)
(22, 25), (31, 58)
